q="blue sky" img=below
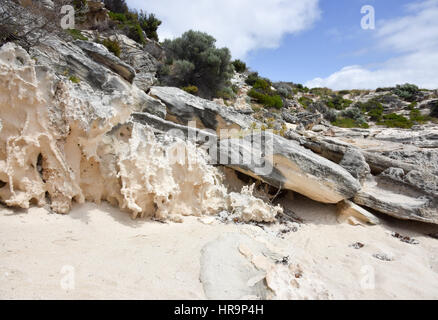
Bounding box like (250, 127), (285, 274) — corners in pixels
(246, 0), (411, 84)
(127, 0), (438, 89)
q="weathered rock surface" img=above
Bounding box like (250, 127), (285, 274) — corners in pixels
(109, 34), (159, 91)
(220, 132), (361, 204)
(339, 147), (371, 182)
(74, 40), (135, 83)
(282, 111), (322, 130)
(132, 112), (361, 204)
(0, 42), (283, 223)
(354, 170), (438, 224)
(337, 200), (380, 225)
(149, 86), (254, 133)
(30, 36), (130, 93)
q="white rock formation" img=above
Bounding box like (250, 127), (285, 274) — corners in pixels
(0, 43), (279, 222)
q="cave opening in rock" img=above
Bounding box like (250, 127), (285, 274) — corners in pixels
(36, 153), (46, 183)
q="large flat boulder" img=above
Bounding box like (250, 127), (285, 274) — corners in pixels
(221, 132), (361, 204)
(74, 40), (136, 83)
(354, 168), (438, 224)
(132, 112), (361, 203)
(149, 86), (255, 134)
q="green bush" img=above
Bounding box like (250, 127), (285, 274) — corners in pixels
(161, 30), (232, 98)
(102, 38), (121, 57)
(332, 117), (369, 129)
(253, 78), (272, 93)
(127, 23), (145, 45)
(409, 109), (429, 123)
(182, 85), (198, 95)
(216, 87), (236, 100)
(104, 0), (128, 14)
(340, 107), (367, 124)
(66, 29), (88, 41)
(248, 89), (283, 109)
(245, 72), (260, 86)
(298, 96), (313, 109)
(232, 59), (247, 73)
(392, 83), (420, 102)
(137, 11), (162, 41)
(309, 87), (333, 96)
(356, 100), (384, 121)
(324, 95), (352, 110)
(108, 12), (128, 23)
(378, 113), (413, 128)
(274, 82), (294, 99)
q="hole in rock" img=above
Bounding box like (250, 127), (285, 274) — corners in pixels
(36, 153), (46, 183)
(0, 180), (6, 188)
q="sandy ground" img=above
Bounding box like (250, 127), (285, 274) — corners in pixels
(1, 194), (438, 300)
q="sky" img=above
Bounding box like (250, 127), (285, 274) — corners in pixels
(126, 0), (438, 90)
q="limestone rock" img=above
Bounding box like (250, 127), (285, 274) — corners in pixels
(282, 111), (322, 130)
(228, 185), (282, 223)
(337, 200), (380, 225)
(0, 43), (225, 219)
(354, 171), (438, 224)
(132, 113), (361, 204)
(109, 34), (159, 91)
(339, 147), (371, 182)
(149, 86), (254, 133)
(220, 132), (361, 204)
(30, 36), (130, 93)
(74, 40), (135, 83)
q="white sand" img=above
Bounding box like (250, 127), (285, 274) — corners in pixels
(1, 195), (438, 300)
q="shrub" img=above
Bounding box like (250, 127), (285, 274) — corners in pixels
(108, 11), (127, 23)
(137, 11), (162, 41)
(298, 96), (312, 109)
(356, 99), (384, 121)
(104, 0), (128, 14)
(392, 83), (420, 102)
(274, 82), (294, 99)
(253, 78), (272, 93)
(248, 89), (283, 109)
(324, 95), (353, 110)
(216, 87), (236, 100)
(378, 113), (413, 129)
(161, 30), (232, 98)
(310, 87), (333, 96)
(102, 38), (121, 57)
(127, 23), (145, 45)
(410, 109), (429, 123)
(245, 72), (260, 86)
(308, 101), (337, 122)
(332, 117), (369, 129)
(170, 60), (195, 84)
(340, 107), (367, 125)
(182, 85), (198, 95)
(66, 29), (88, 41)
(232, 59), (247, 73)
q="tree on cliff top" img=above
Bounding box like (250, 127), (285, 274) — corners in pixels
(104, 0), (128, 14)
(160, 30), (233, 98)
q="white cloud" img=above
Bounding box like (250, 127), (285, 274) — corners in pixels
(127, 0), (321, 58)
(306, 0), (438, 90)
